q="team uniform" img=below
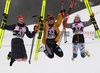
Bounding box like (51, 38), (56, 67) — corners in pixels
(63, 17), (92, 60)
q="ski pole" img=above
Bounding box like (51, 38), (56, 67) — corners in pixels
(29, 35), (35, 64)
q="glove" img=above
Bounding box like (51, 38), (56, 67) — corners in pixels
(90, 14), (95, 21)
(34, 25), (38, 32)
(1, 24), (6, 29)
(60, 9), (65, 17)
(80, 27), (84, 31)
(33, 25), (38, 36)
(39, 16), (43, 22)
(72, 27), (76, 32)
(90, 16), (95, 21)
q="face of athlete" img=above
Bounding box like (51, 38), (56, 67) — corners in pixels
(18, 18), (24, 24)
(74, 16), (80, 22)
(48, 19), (54, 24)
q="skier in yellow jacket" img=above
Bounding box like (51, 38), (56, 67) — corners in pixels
(39, 9), (65, 58)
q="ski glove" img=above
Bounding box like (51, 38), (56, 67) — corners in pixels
(34, 25), (38, 33)
(60, 9), (65, 17)
(90, 17), (95, 21)
(90, 15), (95, 21)
(1, 24), (6, 29)
(1, 13), (8, 29)
(72, 27), (76, 32)
(80, 27), (84, 31)
(38, 16), (43, 22)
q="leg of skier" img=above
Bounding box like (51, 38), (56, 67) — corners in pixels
(46, 39), (63, 58)
(39, 41), (54, 58)
(79, 43), (85, 58)
(44, 45), (54, 58)
(79, 43), (90, 58)
(52, 43), (63, 57)
(72, 43), (78, 61)
(7, 52), (16, 66)
(16, 57), (27, 61)
(7, 52), (11, 60)
(10, 58), (15, 66)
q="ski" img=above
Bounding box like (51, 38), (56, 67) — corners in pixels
(58, 0), (75, 46)
(84, 0), (100, 40)
(34, 0), (46, 61)
(0, 0), (11, 48)
(63, 0), (75, 30)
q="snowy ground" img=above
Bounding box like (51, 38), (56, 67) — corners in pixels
(0, 5), (100, 73)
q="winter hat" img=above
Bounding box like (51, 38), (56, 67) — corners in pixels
(48, 16), (54, 21)
(75, 14), (81, 20)
(18, 15), (24, 20)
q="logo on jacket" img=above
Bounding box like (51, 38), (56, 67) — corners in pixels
(19, 27), (22, 30)
(75, 23), (78, 26)
(49, 27), (52, 30)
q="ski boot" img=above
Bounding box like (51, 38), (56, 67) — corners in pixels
(85, 50), (90, 57)
(71, 55), (74, 61)
(7, 52), (11, 60)
(39, 46), (45, 52)
(64, 41), (67, 43)
(71, 57), (74, 61)
(10, 58), (15, 66)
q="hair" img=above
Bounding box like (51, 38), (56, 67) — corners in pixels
(45, 13), (53, 22)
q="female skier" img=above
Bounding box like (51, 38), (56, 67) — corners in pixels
(63, 13), (94, 61)
(39, 9), (65, 58)
(1, 15), (38, 66)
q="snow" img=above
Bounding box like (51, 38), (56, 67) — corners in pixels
(0, 5), (100, 73)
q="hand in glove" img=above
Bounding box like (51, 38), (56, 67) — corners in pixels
(60, 9), (65, 17)
(34, 25), (38, 33)
(1, 24), (6, 29)
(90, 13), (95, 21)
(80, 27), (84, 31)
(72, 27), (76, 32)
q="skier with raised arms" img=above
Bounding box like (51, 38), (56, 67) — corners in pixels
(38, 9), (65, 58)
(63, 13), (94, 61)
(1, 15), (38, 66)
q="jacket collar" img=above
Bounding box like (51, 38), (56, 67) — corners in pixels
(48, 24), (54, 27)
(17, 23), (25, 27)
(73, 20), (81, 24)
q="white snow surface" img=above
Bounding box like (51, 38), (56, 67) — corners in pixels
(0, 5), (100, 73)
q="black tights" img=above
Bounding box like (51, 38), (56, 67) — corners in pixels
(44, 39), (63, 58)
